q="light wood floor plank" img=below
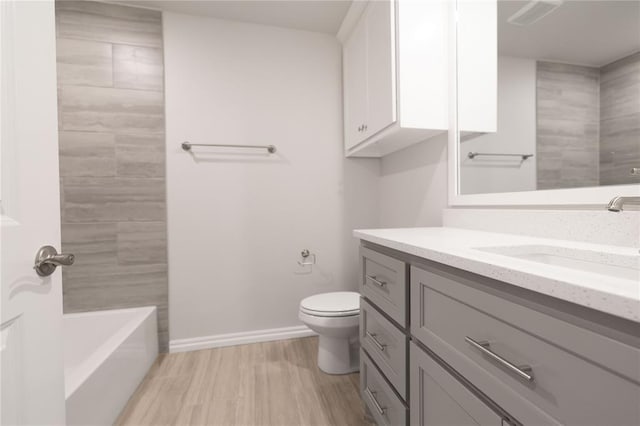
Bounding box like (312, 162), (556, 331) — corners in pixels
(116, 337), (372, 426)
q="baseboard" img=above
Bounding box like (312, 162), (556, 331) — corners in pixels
(169, 325), (316, 353)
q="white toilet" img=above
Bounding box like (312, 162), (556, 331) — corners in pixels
(299, 291), (360, 375)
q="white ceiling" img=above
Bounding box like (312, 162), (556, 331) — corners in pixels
(498, 0), (640, 67)
(114, 0), (353, 35)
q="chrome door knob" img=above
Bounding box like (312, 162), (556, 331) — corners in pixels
(34, 245), (75, 277)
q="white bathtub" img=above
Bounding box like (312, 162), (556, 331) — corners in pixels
(64, 306), (159, 426)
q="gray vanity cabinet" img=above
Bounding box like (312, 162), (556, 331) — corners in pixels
(361, 350), (408, 426)
(411, 263), (640, 426)
(410, 342), (507, 426)
(359, 241), (640, 426)
(360, 246), (408, 327)
(359, 246), (410, 425)
(361, 298), (408, 399)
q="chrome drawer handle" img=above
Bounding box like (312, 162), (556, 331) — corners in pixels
(366, 331), (387, 352)
(365, 275), (386, 287)
(364, 388), (386, 415)
(465, 336), (534, 383)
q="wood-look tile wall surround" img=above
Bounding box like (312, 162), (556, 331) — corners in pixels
(599, 52), (640, 186)
(536, 53), (640, 190)
(536, 61), (601, 190)
(55, 1), (168, 351)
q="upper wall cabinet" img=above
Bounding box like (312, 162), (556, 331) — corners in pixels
(457, 0), (497, 135)
(342, 0), (449, 157)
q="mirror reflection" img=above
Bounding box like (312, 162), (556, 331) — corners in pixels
(458, 0), (640, 195)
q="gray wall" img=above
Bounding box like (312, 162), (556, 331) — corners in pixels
(55, 1), (168, 351)
(536, 61), (600, 190)
(600, 52), (640, 186)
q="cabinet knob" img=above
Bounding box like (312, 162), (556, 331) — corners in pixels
(363, 124), (368, 131)
(357, 125), (363, 132)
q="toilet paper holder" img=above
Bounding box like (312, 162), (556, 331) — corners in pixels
(298, 249), (316, 266)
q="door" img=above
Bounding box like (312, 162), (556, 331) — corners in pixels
(1, 0), (67, 424)
(410, 342), (513, 426)
(343, 13), (368, 150)
(365, 0), (397, 137)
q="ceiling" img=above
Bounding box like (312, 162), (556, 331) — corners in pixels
(498, 0), (640, 67)
(114, 0), (353, 35)
(113, 1), (638, 66)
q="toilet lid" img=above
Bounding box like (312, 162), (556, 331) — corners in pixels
(300, 291), (360, 317)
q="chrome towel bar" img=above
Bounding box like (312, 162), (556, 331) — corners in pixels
(181, 141), (276, 153)
(468, 152), (533, 160)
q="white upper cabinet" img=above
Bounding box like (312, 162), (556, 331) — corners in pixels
(457, 0), (497, 134)
(343, 16), (369, 149)
(362, 0), (397, 140)
(341, 0), (449, 157)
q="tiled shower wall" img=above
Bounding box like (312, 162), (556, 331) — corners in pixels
(600, 52), (640, 186)
(536, 61), (600, 190)
(55, 1), (168, 350)
(536, 53), (640, 190)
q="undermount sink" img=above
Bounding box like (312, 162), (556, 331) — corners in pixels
(475, 245), (640, 282)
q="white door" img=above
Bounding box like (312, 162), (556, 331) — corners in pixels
(1, 0), (67, 424)
(365, 0), (397, 137)
(343, 14), (368, 150)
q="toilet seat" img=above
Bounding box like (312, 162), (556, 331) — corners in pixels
(300, 291), (360, 317)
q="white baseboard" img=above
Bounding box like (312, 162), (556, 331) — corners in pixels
(169, 325), (316, 353)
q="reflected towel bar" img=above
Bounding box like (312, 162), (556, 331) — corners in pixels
(181, 141), (276, 153)
(468, 152), (534, 160)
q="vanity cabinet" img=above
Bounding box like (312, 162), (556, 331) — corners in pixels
(358, 246), (410, 424)
(358, 241), (640, 426)
(342, 0), (449, 158)
(410, 342), (509, 426)
(343, 0), (396, 151)
(411, 263), (640, 426)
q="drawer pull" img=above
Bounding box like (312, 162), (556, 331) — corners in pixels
(364, 388), (386, 415)
(465, 336), (534, 383)
(366, 331), (387, 352)
(365, 275), (387, 287)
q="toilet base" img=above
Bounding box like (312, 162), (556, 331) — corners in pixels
(317, 335), (359, 375)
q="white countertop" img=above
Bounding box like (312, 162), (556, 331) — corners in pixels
(354, 227), (640, 323)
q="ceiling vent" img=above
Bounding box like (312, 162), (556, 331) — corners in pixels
(507, 0), (564, 26)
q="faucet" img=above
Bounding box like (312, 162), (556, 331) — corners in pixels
(606, 196), (640, 212)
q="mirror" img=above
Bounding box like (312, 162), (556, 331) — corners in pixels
(457, 0), (640, 196)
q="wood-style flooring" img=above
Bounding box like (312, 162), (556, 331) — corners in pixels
(116, 337), (373, 426)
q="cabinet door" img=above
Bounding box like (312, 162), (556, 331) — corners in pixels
(365, 0), (397, 137)
(343, 14), (368, 149)
(410, 342), (508, 426)
(457, 0), (497, 133)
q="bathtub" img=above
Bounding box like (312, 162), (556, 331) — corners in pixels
(64, 306), (158, 426)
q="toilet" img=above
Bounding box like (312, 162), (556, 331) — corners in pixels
(299, 291), (360, 375)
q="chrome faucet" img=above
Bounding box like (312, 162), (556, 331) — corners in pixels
(606, 196), (640, 212)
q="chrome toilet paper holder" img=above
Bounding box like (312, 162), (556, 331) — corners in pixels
(298, 249), (316, 266)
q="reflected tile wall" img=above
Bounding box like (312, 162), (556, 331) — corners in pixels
(56, 1), (168, 351)
(536, 53), (640, 190)
(536, 61), (600, 190)
(599, 52), (640, 186)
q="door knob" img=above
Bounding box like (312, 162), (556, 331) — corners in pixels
(34, 245), (75, 277)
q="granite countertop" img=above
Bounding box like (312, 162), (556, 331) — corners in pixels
(354, 227), (640, 323)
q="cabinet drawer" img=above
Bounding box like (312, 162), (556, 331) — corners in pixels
(361, 298), (408, 400)
(360, 246), (407, 327)
(361, 349), (407, 426)
(411, 265), (640, 426)
(410, 342), (507, 426)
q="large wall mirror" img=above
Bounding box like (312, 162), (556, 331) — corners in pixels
(451, 0), (640, 205)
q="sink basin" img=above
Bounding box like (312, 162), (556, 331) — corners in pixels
(475, 245), (640, 281)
